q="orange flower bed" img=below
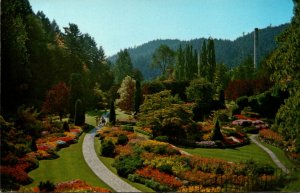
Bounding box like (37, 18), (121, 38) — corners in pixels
(259, 129), (283, 143)
(54, 179), (111, 192)
(136, 166), (183, 188)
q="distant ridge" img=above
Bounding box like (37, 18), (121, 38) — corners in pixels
(108, 24), (288, 80)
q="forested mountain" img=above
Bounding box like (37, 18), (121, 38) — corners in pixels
(109, 24), (288, 80)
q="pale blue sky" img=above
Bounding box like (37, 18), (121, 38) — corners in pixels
(29, 0), (294, 56)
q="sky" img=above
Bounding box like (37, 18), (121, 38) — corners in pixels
(29, 0), (294, 56)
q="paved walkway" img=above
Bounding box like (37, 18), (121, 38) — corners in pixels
(82, 127), (140, 192)
(250, 135), (290, 174)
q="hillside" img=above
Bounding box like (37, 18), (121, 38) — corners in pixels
(108, 24), (288, 80)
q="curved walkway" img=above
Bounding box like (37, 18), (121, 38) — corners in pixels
(82, 127), (140, 192)
(250, 135), (290, 174)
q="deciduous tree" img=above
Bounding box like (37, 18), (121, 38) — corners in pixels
(42, 82), (70, 121)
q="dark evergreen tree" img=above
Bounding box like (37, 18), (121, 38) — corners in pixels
(200, 40), (208, 79)
(74, 99), (85, 126)
(207, 38), (216, 82)
(175, 45), (185, 80)
(114, 49), (134, 84)
(109, 100), (116, 125)
(69, 73), (85, 119)
(212, 118), (223, 141)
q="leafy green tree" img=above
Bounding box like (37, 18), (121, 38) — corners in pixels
(273, 90), (300, 140)
(134, 81), (143, 113)
(138, 90), (198, 142)
(109, 100), (116, 125)
(151, 44), (175, 78)
(114, 49), (134, 84)
(267, 1), (300, 140)
(186, 78), (214, 103)
(116, 76), (136, 112)
(267, 0), (300, 93)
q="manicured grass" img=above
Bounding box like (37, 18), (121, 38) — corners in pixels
(258, 141), (300, 191)
(182, 143), (276, 167)
(26, 133), (112, 190)
(116, 108), (132, 120)
(260, 141), (295, 169)
(94, 138), (155, 192)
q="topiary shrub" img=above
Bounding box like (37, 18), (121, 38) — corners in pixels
(113, 155), (143, 177)
(63, 121), (69, 131)
(212, 119), (223, 141)
(38, 180), (55, 192)
(117, 134), (129, 145)
(74, 99), (85, 126)
(100, 140), (115, 157)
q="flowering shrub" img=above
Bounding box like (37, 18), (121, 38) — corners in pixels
(54, 179), (111, 192)
(196, 141), (217, 148)
(179, 185), (222, 192)
(259, 129), (283, 147)
(115, 144), (134, 156)
(143, 155), (191, 175)
(136, 166), (183, 189)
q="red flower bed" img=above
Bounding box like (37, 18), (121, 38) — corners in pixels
(136, 166), (183, 188)
(0, 164), (31, 184)
(37, 145), (50, 151)
(57, 137), (74, 143)
(54, 179), (111, 192)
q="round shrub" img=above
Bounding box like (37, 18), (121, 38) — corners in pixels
(114, 155), (143, 177)
(236, 96), (249, 110)
(154, 136), (169, 142)
(157, 164), (173, 175)
(100, 140), (115, 157)
(117, 134), (129, 145)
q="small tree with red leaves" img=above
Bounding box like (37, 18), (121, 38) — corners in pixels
(42, 82), (70, 121)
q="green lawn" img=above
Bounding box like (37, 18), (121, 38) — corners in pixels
(259, 141), (300, 191)
(94, 137), (155, 192)
(182, 143), (276, 167)
(116, 108), (132, 120)
(26, 132), (112, 190)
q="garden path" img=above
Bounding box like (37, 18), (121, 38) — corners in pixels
(82, 126), (140, 192)
(250, 135), (290, 174)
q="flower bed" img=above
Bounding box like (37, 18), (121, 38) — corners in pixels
(259, 129), (283, 147)
(98, 126), (279, 191)
(136, 166), (183, 189)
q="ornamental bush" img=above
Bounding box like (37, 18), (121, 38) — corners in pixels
(100, 140), (115, 157)
(117, 134), (129, 145)
(114, 155), (143, 177)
